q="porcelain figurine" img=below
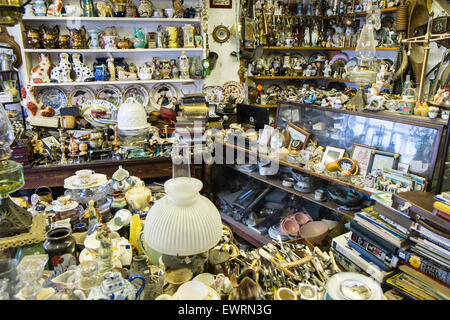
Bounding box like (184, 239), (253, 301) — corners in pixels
(303, 26), (311, 46)
(178, 50), (189, 79)
(171, 62), (179, 79)
(138, 0), (153, 17)
(96, 1), (113, 17)
(311, 24), (319, 47)
(323, 60), (332, 77)
(116, 66), (137, 80)
(30, 53), (51, 83)
(50, 53), (73, 83)
(133, 28), (147, 49)
(68, 26), (87, 49)
(46, 0), (63, 16)
(21, 85), (55, 117)
(137, 62), (154, 80)
(63, 5), (83, 17)
(72, 53), (95, 82)
(24, 3), (35, 16)
(125, 186), (152, 212)
(33, 0), (47, 16)
(107, 57), (116, 81)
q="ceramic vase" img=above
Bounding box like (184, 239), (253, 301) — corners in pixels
(43, 227), (76, 275)
(33, 0), (47, 16)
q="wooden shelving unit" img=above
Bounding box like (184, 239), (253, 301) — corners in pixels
(29, 79), (198, 87)
(220, 212), (271, 247)
(323, 7), (398, 19)
(22, 17), (202, 23)
(244, 46), (398, 51)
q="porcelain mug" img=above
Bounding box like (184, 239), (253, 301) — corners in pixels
(60, 115), (75, 129)
(103, 35), (117, 49)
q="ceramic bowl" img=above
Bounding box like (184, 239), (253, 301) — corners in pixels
(174, 280), (208, 300)
(280, 216), (299, 236)
(294, 212), (312, 226)
(299, 221), (329, 244)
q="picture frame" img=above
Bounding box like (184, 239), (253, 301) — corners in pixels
(283, 122), (310, 151)
(368, 150), (400, 173)
(210, 0), (232, 8)
(350, 143), (376, 177)
(321, 146), (345, 166)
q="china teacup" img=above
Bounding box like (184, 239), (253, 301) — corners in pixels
(75, 169), (94, 185)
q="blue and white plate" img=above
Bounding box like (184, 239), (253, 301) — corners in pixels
(36, 87), (68, 115)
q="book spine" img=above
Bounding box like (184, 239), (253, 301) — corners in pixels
(378, 213), (410, 235)
(347, 239), (391, 271)
(330, 248), (369, 275)
(349, 220), (398, 254)
(435, 209), (450, 222)
(352, 217), (403, 248)
(396, 248), (450, 286)
(357, 212), (407, 239)
(331, 235), (385, 283)
(350, 232), (399, 268)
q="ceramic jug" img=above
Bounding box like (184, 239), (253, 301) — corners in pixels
(88, 29), (101, 49)
(68, 26), (87, 49)
(41, 25), (60, 49)
(137, 0), (153, 17)
(34, 0), (47, 16)
(24, 28), (42, 49)
(137, 63), (154, 80)
(125, 186), (152, 211)
(80, 0), (95, 16)
(133, 28), (147, 49)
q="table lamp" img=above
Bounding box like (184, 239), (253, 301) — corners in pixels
(0, 104), (32, 238)
(348, 20), (378, 110)
(142, 143), (222, 272)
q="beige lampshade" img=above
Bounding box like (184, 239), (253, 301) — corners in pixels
(143, 177), (222, 256)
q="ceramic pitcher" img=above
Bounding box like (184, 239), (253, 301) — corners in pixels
(88, 29), (100, 49)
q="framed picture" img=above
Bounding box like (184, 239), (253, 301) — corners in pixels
(283, 122), (310, 151)
(368, 150), (400, 173)
(210, 0), (232, 8)
(350, 143), (376, 177)
(321, 146), (345, 166)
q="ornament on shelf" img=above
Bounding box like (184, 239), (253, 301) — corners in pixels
(33, 0), (47, 16)
(67, 26), (87, 49)
(63, 5), (83, 17)
(138, 0), (153, 17)
(137, 62), (154, 80)
(30, 53), (52, 84)
(50, 53), (73, 83)
(46, 0), (63, 16)
(21, 85), (55, 117)
(173, 0), (184, 18)
(72, 53), (95, 82)
(107, 57), (116, 81)
(68, 131), (79, 155)
(133, 28), (147, 48)
(178, 50), (189, 79)
(96, 1), (113, 17)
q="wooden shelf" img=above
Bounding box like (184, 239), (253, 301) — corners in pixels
(228, 165), (356, 219)
(220, 141), (372, 196)
(24, 48), (204, 53)
(28, 79), (200, 87)
(22, 16), (202, 23)
(254, 104), (278, 108)
(323, 7), (398, 19)
(220, 211), (271, 247)
(244, 46), (398, 51)
(22, 157), (172, 190)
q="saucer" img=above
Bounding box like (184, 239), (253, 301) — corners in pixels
(64, 173), (108, 190)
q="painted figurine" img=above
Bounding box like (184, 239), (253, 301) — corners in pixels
(50, 52), (73, 83)
(72, 53), (95, 82)
(46, 0), (63, 16)
(21, 85), (55, 117)
(30, 53), (51, 83)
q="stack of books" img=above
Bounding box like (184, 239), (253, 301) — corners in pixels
(433, 192), (450, 221)
(174, 94), (208, 145)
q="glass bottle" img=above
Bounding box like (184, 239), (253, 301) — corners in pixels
(171, 143), (191, 178)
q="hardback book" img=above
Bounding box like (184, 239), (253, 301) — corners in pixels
(373, 201), (413, 232)
(348, 220), (400, 254)
(435, 209), (450, 222)
(330, 247), (370, 276)
(386, 272), (442, 300)
(350, 231), (399, 268)
(410, 246), (450, 268)
(356, 211), (409, 239)
(409, 236), (450, 260)
(398, 264), (450, 299)
(331, 232), (397, 283)
(353, 214), (409, 249)
(347, 239), (392, 271)
(411, 223), (450, 252)
(397, 248), (450, 286)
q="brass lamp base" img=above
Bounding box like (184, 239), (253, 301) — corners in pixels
(0, 195), (32, 238)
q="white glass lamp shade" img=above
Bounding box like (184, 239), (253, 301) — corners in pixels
(0, 104), (15, 160)
(143, 177), (222, 256)
(355, 23), (376, 62)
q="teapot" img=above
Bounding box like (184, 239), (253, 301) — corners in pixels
(41, 25), (60, 49)
(137, 62), (154, 80)
(67, 26), (87, 49)
(74, 271), (145, 300)
(50, 195), (83, 225)
(125, 186), (152, 211)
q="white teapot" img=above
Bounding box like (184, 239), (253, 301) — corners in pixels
(125, 186), (152, 211)
(137, 63), (154, 80)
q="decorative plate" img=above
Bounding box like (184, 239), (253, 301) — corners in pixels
(96, 85), (123, 107)
(202, 85), (224, 103)
(222, 81), (245, 104)
(68, 86), (96, 107)
(123, 84), (149, 108)
(329, 53), (349, 65)
(291, 54), (307, 66)
(36, 87), (67, 115)
(80, 99), (117, 128)
(308, 52), (326, 64)
(148, 82), (179, 111)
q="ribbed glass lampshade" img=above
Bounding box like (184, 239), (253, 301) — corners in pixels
(143, 177), (222, 256)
